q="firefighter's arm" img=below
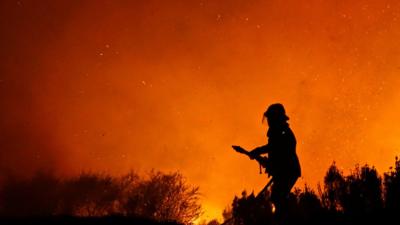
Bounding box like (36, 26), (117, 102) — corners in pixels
(249, 144), (270, 157)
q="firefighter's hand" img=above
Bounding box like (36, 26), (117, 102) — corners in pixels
(248, 151), (257, 160)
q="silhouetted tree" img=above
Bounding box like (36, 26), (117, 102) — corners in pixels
(5, 159), (400, 225)
(124, 171), (201, 224)
(223, 159), (400, 225)
(384, 156), (400, 213)
(58, 172), (120, 216)
(0, 170), (200, 224)
(341, 164), (383, 217)
(321, 162), (346, 212)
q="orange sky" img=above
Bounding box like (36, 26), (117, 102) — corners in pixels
(1, 0), (400, 221)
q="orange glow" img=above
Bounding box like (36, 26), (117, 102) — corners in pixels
(1, 0), (400, 221)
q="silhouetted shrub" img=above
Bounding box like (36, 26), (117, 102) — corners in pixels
(320, 162), (345, 212)
(0, 170), (200, 224)
(123, 171), (201, 224)
(57, 172), (120, 216)
(341, 165), (383, 217)
(4, 158), (400, 225)
(225, 158), (400, 225)
(384, 157), (400, 213)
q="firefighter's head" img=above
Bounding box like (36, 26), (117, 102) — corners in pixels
(263, 103), (289, 127)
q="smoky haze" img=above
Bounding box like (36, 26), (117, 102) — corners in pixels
(1, 0), (400, 220)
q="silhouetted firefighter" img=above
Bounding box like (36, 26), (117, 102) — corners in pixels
(232, 103), (301, 224)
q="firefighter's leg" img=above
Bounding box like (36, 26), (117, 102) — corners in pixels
(270, 176), (298, 224)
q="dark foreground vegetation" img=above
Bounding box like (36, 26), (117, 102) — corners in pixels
(0, 215), (182, 225)
(221, 157), (400, 225)
(0, 171), (199, 225)
(1, 157), (400, 225)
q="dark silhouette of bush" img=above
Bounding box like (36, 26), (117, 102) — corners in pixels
(320, 163), (383, 217)
(320, 162), (346, 212)
(384, 157), (400, 214)
(3, 158), (400, 225)
(58, 172), (121, 216)
(0, 215), (183, 225)
(0, 170), (200, 224)
(224, 158), (400, 225)
(341, 165), (383, 217)
(123, 171), (201, 224)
